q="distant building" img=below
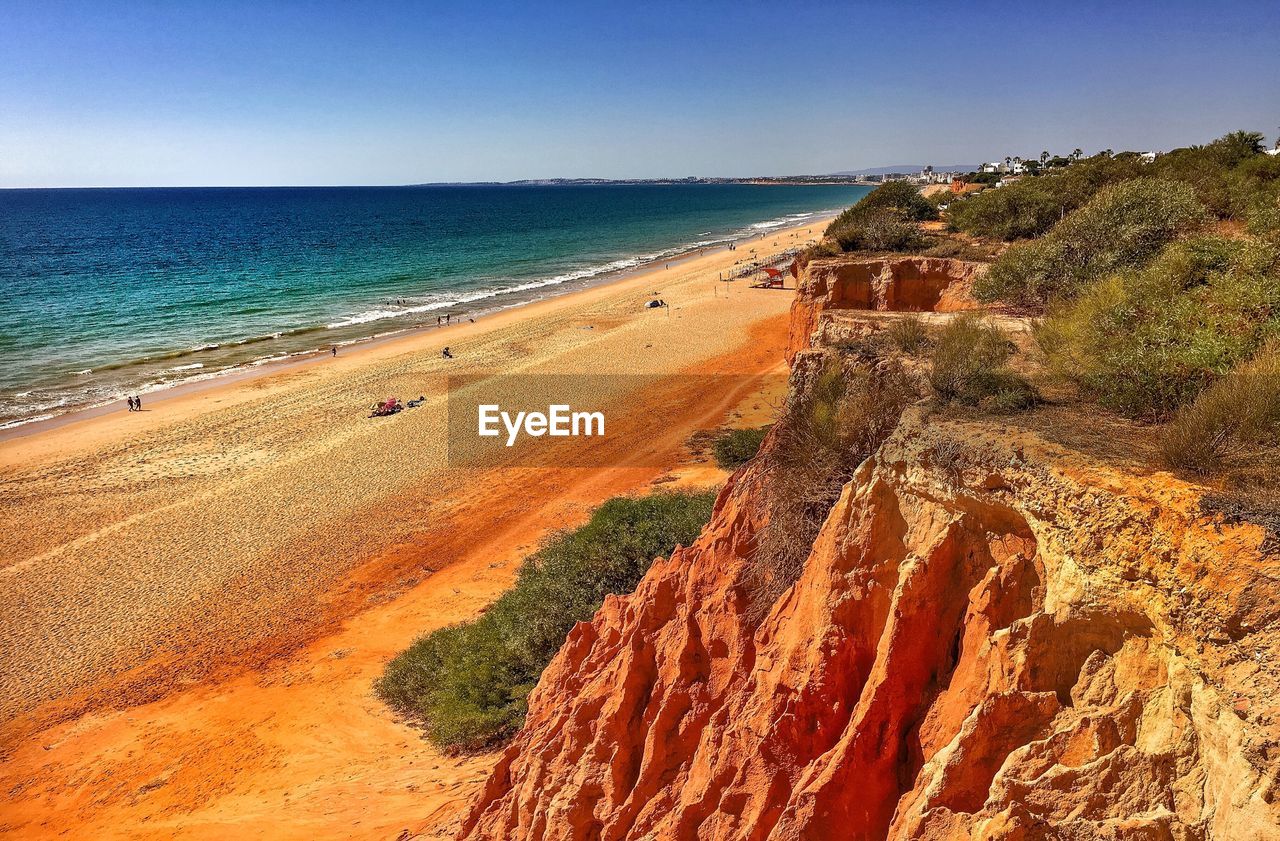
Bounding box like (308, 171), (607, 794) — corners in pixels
(914, 166), (956, 185)
(1139, 151), (1159, 163)
(981, 159), (1028, 175)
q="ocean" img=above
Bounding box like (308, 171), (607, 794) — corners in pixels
(0, 183), (870, 427)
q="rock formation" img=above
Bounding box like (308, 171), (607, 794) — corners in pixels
(456, 257), (1280, 840)
(787, 256), (983, 362)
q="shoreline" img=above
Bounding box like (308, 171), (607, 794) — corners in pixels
(0, 212), (835, 447)
(1, 218), (809, 838)
(0, 208), (839, 440)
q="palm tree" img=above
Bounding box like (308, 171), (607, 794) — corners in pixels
(1071, 148), (1083, 161)
(1040, 150), (1050, 165)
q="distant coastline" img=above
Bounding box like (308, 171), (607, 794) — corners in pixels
(411, 176), (879, 187)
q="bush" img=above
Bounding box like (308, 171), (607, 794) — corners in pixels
(949, 153), (1145, 241)
(886, 313), (930, 354)
(925, 189), (954, 211)
(1161, 341), (1280, 474)
(837, 180), (938, 222)
(712, 426), (769, 470)
(1243, 181), (1280, 236)
(929, 314), (1038, 410)
(824, 182), (936, 254)
(376, 490), (716, 751)
(1038, 237), (1280, 419)
(976, 178), (1208, 307)
(745, 356), (916, 621)
(1151, 131), (1267, 217)
(947, 177), (1067, 240)
(829, 207), (927, 253)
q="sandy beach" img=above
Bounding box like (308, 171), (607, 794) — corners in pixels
(0, 220), (820, 839)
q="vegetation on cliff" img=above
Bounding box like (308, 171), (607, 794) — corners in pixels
(745, 356), (916, 620)
(1037, 236), (1280, 419)
(947, 152), (1146, 240)
(974, 178), (1208, 307)
(929, 314), (1038, 412)
(813, 127), (1280, 494)
(823, 181), (935, 253)
(377, 490), (715, 751)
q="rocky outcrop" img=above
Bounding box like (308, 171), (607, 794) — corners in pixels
(787, 256), (984, 362)
(457, 387), (1280, 840)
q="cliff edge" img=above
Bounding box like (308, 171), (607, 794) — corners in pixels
(455, 258), (1280, 841)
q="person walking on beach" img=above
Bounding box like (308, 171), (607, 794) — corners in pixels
(332, 345), (337, 357)
(126, 396), (135, 412)
(134, 395), (142, 411)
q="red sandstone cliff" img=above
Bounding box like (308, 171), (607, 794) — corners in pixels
(786, 256), (983, 363)
(456, 259), (1280, 841)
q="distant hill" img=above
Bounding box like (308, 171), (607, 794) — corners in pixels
(831, 164), (980, 177)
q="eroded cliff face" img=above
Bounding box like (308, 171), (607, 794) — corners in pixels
(786, 256), (984, 363)
(459, 399), (1280, 839)
(456, 268), (1280, 840)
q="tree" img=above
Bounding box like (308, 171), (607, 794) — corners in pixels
(1041, 151), (1050, 165)
(1072, 148), (1083, 161)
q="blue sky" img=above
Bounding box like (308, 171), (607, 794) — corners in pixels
(2, 0), (1278, 187)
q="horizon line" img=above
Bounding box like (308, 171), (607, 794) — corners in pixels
(0, 175), (902, 191)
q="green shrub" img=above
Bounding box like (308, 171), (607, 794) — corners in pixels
(824, 181), (936, 254)
(925, 189), (954, 211)
(712, 426), (769, 470)
(1244, 182), (1280, 236)
(1161, 341), (1280, 474)
(947, 177), (1067, 240)
(976, 178), (1209, 307)
(929, 314), (1038, 410)
(886, 313), (930, 354)
(1038, 237), (1280, 419)
(376, 490), (716, 751)
(949, 153), (1145, 241)
(834, 180), (937, 223)
(1151, 130), (1267, 216)
(829, 207), (926, 253)
(1225, 153), (1280, 235)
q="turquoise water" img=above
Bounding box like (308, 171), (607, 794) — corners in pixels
(0, 184), (869, 426)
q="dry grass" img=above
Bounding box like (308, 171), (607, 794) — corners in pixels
(1161, 341), (1280, 475)
(744, 355), (917, 623)
(1200, 491), (1280, 555)
(886, 314), (930, 355)
(930, 313), (1039, 412)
